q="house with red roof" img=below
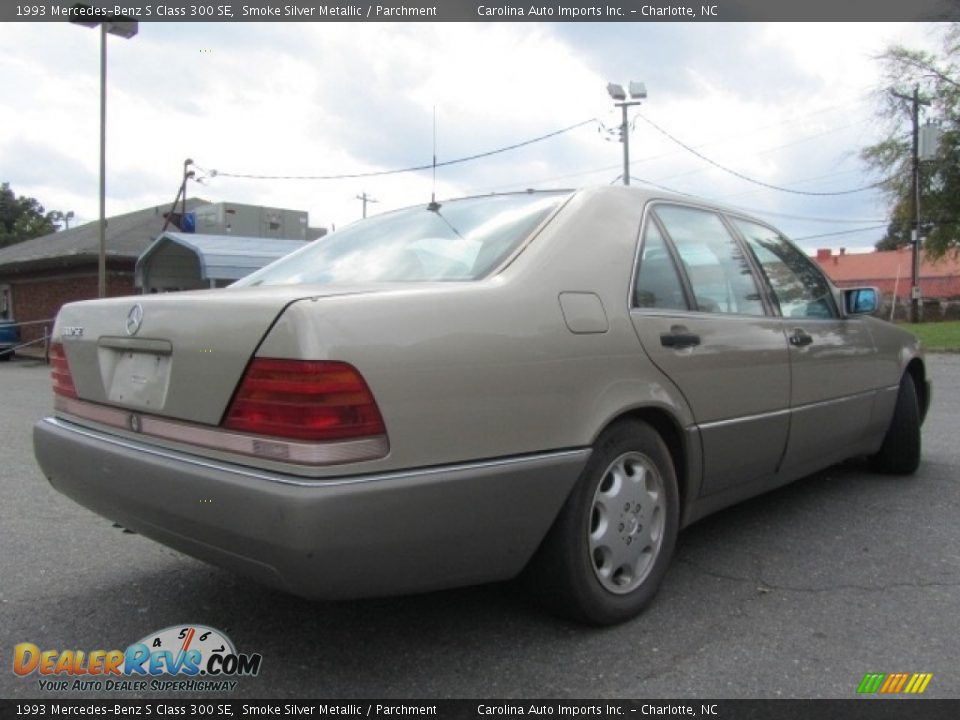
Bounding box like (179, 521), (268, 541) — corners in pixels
(814, 246), (960, 300)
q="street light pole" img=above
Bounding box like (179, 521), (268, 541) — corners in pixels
(620, 103), (630, 187)
(98, 22), (107, 298)
(71, 9), (138, 298)
(607, 81), (647, 186)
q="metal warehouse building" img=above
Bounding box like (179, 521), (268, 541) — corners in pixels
(136, 232), (307, 293)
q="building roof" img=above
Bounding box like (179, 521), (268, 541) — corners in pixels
(0, 198), (209, 275)
(815, 247), (960, 282)
(137, 232), (308, 283)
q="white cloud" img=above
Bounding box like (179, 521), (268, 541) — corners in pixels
(0, 21), (947, 249)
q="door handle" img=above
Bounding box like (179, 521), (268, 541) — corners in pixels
(789, 328), (813, 347)
(660, 327), (701, 349)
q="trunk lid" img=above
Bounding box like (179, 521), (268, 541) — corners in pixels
(54, 285), (381, 425)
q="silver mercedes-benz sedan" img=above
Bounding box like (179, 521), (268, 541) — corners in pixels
(34, 187), (930, 625)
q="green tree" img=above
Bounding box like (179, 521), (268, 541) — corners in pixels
(861, 24), (960, 257)
(0, 182), (60, 248)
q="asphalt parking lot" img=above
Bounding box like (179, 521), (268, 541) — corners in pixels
(1, 354), (958, 700)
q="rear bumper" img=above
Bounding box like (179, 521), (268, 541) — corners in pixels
(34, 417), (589, 599)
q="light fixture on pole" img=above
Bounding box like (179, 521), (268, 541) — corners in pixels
(70, 5), (138, 298)
(606, 81), (647, 186)
(50, 211), (76, 230)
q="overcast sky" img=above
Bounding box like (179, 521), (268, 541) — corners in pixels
(0, 21), (944, 251)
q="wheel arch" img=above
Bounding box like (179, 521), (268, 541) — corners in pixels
(591, 406), (698, 528)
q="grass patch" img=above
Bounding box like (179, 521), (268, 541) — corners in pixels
(900, 320), (960, 351)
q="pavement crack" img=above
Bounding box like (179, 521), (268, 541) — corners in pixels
(677, 556), (960, 594)
(755, 577), (960, 594)
(675, 556), (754, 585)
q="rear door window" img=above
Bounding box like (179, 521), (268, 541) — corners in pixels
(653, 205), (764, 316)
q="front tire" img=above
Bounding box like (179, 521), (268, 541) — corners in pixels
(527, 420), (679, 625)
(871, 374), (921, 475)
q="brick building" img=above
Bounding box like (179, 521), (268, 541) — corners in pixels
(814, 246), (960, 300)
(0, 199), (208, 344)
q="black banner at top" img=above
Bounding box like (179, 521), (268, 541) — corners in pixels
(6, 0), (960, 23)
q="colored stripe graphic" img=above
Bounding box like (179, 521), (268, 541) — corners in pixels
(858, 672), (932, 694)
(912, 673), (933, 694)
(857, 673), (886, 693)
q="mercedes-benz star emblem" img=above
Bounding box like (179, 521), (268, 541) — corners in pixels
(128, 413), (142, 433)
(125, 303), (144, 336)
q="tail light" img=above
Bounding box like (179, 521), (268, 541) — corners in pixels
(223, 358), (386, 442)
(50, 342), (78, 399)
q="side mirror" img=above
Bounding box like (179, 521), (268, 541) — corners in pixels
(844, 287), (879, 315)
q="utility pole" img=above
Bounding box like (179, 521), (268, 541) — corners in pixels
(356, 192), (378, 219)
(892, 84), (930, 323)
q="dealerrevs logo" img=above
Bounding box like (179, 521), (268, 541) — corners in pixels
(13, 625), (262, 693)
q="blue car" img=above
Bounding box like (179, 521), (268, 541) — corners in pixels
(0, 319), (20, 361)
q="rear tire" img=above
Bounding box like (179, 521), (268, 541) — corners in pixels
(0, 351), (11, 362)
(526, 420), (679, 625)
(871, 374), (921, 475)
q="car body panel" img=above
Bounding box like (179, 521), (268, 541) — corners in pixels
(631, 310), (791, 497)
(779, 316), (883, 472)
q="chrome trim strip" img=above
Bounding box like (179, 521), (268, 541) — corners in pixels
(698, 408), (790, 431)
(789, 388), (878, 414)
(698, 388), (887, 430)
(54, 396), (388, 466)
(41, 416), (591, 489)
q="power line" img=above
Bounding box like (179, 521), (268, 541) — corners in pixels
(710, 168), (868, 203)
(629, 176), (698, 197)
(470, 114), (877, 197)
(465, 126), (863, 196)
(464, 91), (887, 196)
(725, 206), (887, 225)
(205, 119), (598, 181)
(635, 113), (894, 196)
(628, 175), (889, 229)
(463, 161), (623, 195)
(460, 98), (879, 196)
(791, 225), (888, 242)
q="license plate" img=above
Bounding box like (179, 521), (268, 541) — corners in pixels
(107, 351), (171, 410)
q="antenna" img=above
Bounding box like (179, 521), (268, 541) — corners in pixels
(428, 105), (440, 211)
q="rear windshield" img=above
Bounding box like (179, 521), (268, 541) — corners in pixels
(236, 192), (569, 286)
